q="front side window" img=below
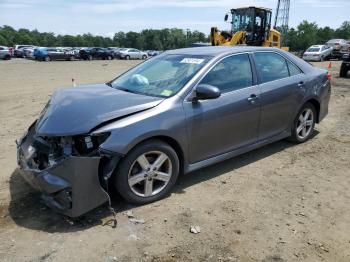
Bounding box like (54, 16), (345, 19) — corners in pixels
(111, 54), (212, 97)
(199, 54), (253, 93)
(254, 52), (289, 83)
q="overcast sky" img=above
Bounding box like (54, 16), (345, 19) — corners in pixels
(1, 0), (349, 37)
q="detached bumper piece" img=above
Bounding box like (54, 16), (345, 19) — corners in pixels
(17, 124), (118, 217)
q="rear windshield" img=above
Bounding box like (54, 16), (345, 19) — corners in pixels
(306, 48), (320, 52)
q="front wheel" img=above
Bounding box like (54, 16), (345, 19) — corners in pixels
(114, 140), (179, 205)
(288, 103), (316, 143)
(125, 55), (130, 60)
(142, 55), (147, 60)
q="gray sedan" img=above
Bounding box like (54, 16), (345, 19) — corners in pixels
(17, 47), (331, 217)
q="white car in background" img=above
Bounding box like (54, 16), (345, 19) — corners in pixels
(0, 46), (11, 60)
(118, 48), (148, 60)
(302, 45), (332, 62)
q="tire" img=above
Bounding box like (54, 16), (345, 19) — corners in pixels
(320, 56), (324, 62)
(107, 55), (112, 60)
(142, 55), (147, 60)
(88, 55), (93, 61)
(44, 56), (50, 62)
(114, 139), (180, 205)
(69, 56), (74, 61)
(339, 64), (347, 78)
(125, 55), (130, 60)
(288, 103), (316, 143)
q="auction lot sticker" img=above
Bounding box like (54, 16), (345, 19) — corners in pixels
(180, 58), (205, 64)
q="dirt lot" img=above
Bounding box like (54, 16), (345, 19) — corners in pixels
(0, 58), (349, 262)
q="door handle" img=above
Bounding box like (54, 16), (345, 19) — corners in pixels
(247, 94), (259, 104)
(298, 81), (304, 88)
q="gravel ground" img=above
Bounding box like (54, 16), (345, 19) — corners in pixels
(0, 58), (349, 262)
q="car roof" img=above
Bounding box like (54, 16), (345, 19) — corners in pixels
(165, 46), (284, 57)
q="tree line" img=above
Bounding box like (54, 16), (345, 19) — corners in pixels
(0, 26), (208, 50)
(0, 21), (349, 51)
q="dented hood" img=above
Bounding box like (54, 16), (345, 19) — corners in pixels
(36, 84), (163, 136)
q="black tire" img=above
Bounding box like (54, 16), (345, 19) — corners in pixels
(44, 56), (50, 62)
(107, 55), (112, 60)
(339, 64), (347, 78)
(88, 55), (93, 61)
(69, 56), (74, 61)
(114, 139), (180, 205)
(288, 102), (316, 144)
(142, 55), (147, 60)
(320, 56), (325, 62)
(125, 55), (130, 60)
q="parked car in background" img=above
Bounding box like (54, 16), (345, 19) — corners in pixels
(325, 39), (350, 59)
(79, 47), (114, 60)
(340, 53), (350, 78)
(14, 45), (35, 57)
(34, 47), (76, 61)
(22, 47), (36, 58)
(302, 45), (332, 62)
(0, 46), (11, 60)
(118, 48), (148, 60)
(106, 47), (122, 58)
(17, 46), (331, 217)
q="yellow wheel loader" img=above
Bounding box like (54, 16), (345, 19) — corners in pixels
(211, 6), (288, 50)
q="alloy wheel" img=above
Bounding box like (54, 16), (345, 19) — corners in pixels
(128, 151), (172, 197)
(296, 108), (314, 140)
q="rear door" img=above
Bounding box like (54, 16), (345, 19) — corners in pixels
(253, 51), (306, 140)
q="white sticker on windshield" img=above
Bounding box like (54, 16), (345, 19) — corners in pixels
(180, 58), (205, 64)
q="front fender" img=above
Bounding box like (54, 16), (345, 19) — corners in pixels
(94, 101), (188, 160)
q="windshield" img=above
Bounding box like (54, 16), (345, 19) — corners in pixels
(111, 54), (212, 97)
(306, 48), (320, 52)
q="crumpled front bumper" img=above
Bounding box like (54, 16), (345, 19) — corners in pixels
(16, 124), (115, 217)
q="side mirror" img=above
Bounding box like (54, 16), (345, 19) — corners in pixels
(193, 84), (221, 101)
(224, 14), (229, 22)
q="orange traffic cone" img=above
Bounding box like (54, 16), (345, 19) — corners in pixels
(327, 62), (332, 80)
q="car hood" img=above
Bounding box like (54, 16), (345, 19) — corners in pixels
(35, 84), (163, 136)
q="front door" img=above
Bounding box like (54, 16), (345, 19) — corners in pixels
(184, 53), (261, 164)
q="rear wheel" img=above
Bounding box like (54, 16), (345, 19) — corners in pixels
(88, 55), (93, 61)
(288, 103), (316, 143)
(69, 56), (74, 61)
(114, 140), (179, 205)
(125, 55), (130, 60)
(44, 56), (50, 62)
(142, 55), (147, 60)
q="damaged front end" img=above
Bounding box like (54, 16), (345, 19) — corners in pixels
(16, 121), (120, 217)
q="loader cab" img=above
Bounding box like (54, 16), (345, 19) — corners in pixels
(227, 7), (272, 46)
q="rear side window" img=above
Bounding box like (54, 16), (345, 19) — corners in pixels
(287, 60), (302, 76)
(254, 52), (289, 83)
(200, 54), (253, 93)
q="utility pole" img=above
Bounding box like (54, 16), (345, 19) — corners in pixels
(274, 0), (290, 46)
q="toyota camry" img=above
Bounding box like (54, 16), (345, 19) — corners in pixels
(16, 46), (331, 217)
